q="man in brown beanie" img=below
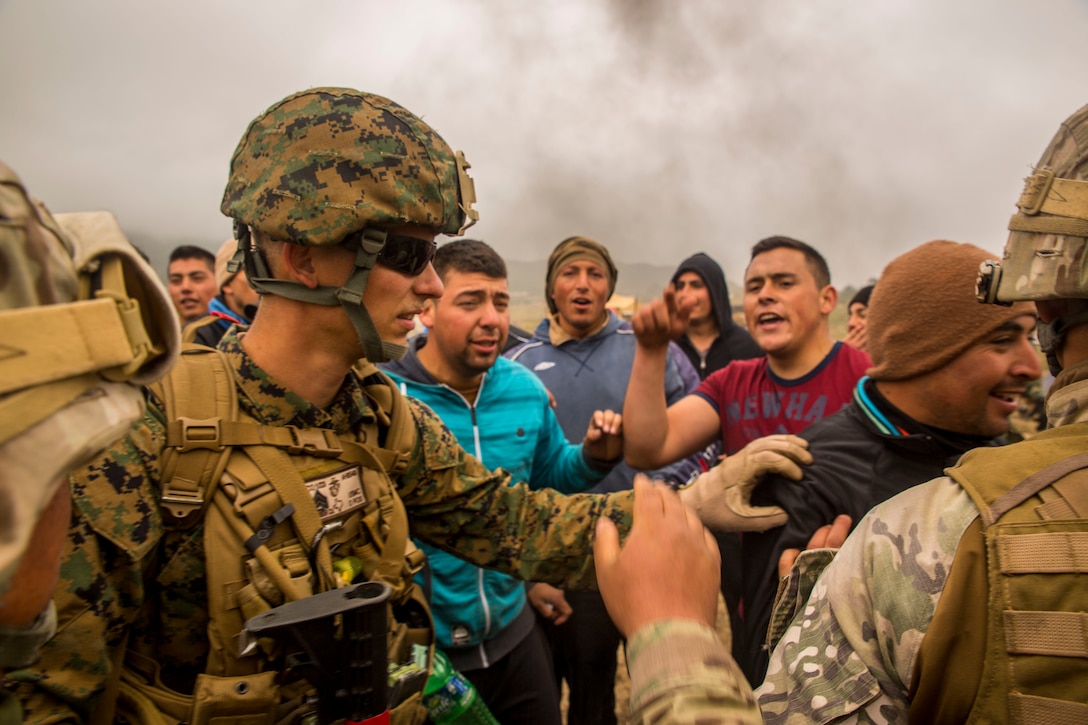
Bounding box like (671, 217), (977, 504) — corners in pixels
(735, 238), (1041, 684)
(507, 235), (702, 725)
(185, 238), (261, 347)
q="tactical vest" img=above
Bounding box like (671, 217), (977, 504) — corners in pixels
(923, 423), (1088, 724)
(114, 345), (433, 725)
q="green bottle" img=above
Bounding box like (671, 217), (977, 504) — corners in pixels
(422, 650), (499, 724)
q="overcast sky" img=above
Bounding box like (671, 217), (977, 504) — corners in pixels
(2, 0), (1086, 288)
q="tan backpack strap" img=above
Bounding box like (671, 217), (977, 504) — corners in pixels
(981, 451), (1088, 527)
(181, 315), (219, 345)
(152, 345), (237, 526)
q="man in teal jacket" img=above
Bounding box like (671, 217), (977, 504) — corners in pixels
(382, 239), (622, 724)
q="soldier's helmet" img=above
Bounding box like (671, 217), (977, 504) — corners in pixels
(221, 87), (478, 362)
(978, 103), (1088, 373)
(0, 162), (179, 591)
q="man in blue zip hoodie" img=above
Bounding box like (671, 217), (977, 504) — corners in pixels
(382, 239), (623, 725)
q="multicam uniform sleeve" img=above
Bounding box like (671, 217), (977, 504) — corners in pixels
(627, 620), (761, 725)
(398, 400), (632, 591)
(4, 402), (166, 723)
(755, 478), (978, 724)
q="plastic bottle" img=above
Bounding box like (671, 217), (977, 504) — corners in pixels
(422, 650), (499, 724)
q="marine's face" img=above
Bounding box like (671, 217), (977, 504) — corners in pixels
(674, 271), (713, 327)
(420, 270), (509, 381)
(915, 314), (1042, 437)
(551, 260), (611, 339)
(743, 248), (834, 358)
(358, 225), (444, 346)
(168, 258), (217, 323)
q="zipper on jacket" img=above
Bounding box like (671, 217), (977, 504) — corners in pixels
(414, 376), (497, 653)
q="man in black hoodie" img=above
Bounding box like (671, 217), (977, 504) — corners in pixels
(671, 252), (763, 652)
(671, 252), (762, 379)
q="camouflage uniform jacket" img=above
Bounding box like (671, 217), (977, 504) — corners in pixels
(627, 620), (761, 724)
(5, 329), (633, 722)
(755, 361), (1088, 723)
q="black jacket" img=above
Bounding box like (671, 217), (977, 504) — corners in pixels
(671, 252), (761, 379)
(737, 379), (1000, 684)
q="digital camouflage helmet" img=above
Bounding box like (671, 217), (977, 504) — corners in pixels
(221, 87), (478, 362)
(979, 102), (1088, 373)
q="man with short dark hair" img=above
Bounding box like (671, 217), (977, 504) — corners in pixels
(738, 239), (1040, 683)
(166, 244), (217, 324)
(187, 239), (260, 347)
(382, 239), (623, 724)
(625, 235), (869, 474)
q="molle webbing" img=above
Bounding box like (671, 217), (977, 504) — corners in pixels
(1009, 169), (1088, 237)
(949, 429), (1088, 724)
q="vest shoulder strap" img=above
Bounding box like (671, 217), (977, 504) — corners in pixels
(150, 343), (238, 526)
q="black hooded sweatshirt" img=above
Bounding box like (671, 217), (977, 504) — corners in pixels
(671, 253), (762, 378)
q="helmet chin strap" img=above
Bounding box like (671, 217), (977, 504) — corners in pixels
(234, 224), (407, 363)
(1037, 308), (1088, 376)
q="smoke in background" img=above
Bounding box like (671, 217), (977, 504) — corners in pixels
(1, 0), (1085, 287)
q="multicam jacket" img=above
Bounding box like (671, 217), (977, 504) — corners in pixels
(756, 360), (1088, 723)
(627, 620), (762, 724)
(4, 329), (633, 722)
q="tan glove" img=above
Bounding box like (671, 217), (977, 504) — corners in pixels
(680, 434), (812, 532)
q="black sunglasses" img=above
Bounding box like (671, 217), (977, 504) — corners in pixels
(343, 230), (438, 276)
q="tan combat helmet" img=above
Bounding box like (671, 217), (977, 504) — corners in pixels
(0, 162), (179, 591)
(978, 102), (1088, 372)
(221, 87), (478, 362)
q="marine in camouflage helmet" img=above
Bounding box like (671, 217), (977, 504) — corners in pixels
(221, 87), (478, 363)
(979, 102), (1088, 373)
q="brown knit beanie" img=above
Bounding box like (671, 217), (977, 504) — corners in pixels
(545, 236), (618, 314)
(867, 240), (1036, 381)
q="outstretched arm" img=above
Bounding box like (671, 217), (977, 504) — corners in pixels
(624, 288), (720, 469)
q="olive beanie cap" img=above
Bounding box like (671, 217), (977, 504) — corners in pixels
(545, 236), (618, 314)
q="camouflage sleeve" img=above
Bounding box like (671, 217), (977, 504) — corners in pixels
(756, 477), (978, 724)
(764, 548), (837, 656)
(627, 620), (761, 725)
(398, 400), (632, 590)
(3, 401), (166, 723)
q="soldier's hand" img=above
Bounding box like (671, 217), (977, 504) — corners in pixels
(595, 476), (720, 637)
(631, 285), (692, 350)
(528, 583), (572, 625)
(777, 514), (852, 578)
(680, 434), (812, 532)
(583, 409), (622, 463)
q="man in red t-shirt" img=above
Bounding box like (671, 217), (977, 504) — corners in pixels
(623, 235), (869, 670)
(625, 235), (870, 464)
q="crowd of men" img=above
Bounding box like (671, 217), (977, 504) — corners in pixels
(1, 85), (1087, 725)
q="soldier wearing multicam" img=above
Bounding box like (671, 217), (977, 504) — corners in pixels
(628, 621), (761, 725)
(757, 103), (1088, 723)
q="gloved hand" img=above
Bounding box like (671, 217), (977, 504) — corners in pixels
(679, 434), (812, 532)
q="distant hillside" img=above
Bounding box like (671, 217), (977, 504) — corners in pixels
(505, 259), (739, 306)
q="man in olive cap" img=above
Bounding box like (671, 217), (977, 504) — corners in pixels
(508, 235), (703, 724)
